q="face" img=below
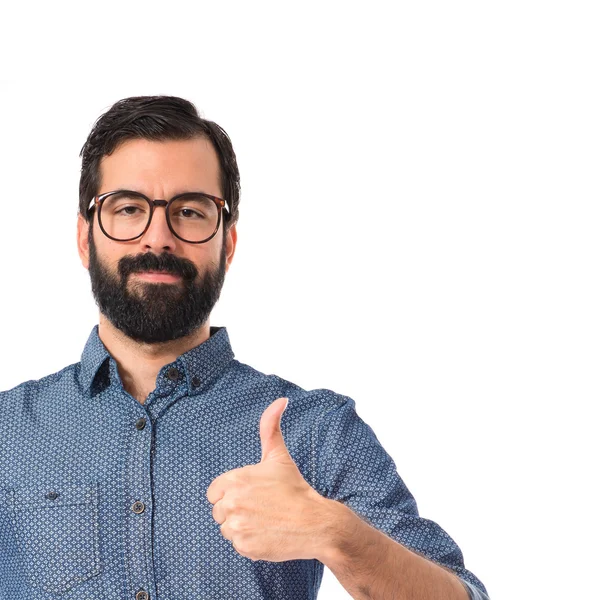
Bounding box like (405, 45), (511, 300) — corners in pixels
(77, 136), (237, 345)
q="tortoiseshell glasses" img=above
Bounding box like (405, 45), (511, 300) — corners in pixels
(87, 189), (230, 244)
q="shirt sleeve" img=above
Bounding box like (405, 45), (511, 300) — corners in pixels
(313, 394), (490, 599)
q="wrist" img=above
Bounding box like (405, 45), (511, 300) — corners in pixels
(312, 496), (358, 566)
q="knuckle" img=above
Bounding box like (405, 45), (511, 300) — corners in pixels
(227, 515), (243, 531)
(228, 495), (243, 511)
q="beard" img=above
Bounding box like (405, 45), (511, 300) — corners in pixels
(87, 227), (227, 344)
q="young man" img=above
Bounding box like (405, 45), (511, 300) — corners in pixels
(0, 96), (489, 600)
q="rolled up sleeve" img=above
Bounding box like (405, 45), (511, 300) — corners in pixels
(314, 394), (490, 599)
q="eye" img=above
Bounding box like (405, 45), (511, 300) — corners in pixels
(116, 206), (143, 216)
(175, 208), (207, 219)
(170, 195), (215, 220)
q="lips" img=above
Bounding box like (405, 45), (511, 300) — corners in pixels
(139, 271), (178, 276)
(133, 271), (182, 281)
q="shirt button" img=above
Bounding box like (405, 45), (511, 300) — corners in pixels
(135, 417), (147, 430)
(46, 491), (59, 500)
(135, 591), (149, 600)
(132, 501), (145, 514)
(166, 367), (180, 381)
(191, 376), (201, 388)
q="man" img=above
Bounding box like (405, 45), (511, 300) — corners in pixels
(0, 96), (489, 600)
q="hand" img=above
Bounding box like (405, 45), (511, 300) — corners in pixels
(206, 396), (333, 562)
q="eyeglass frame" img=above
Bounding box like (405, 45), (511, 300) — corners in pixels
(87, 189), (231, 244)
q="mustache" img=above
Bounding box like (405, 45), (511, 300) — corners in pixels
(118, 252), (198, 280)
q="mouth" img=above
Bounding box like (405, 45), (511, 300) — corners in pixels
(133, 271), (182, 282)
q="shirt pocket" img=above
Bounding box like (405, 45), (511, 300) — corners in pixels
(8, 481), (101, 595)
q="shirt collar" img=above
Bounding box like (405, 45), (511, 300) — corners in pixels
(78, 324), (235, 398)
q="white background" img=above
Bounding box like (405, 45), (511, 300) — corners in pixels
(1, 2), (598, 599)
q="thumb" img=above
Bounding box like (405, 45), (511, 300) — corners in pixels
(260, 397), (291, 463)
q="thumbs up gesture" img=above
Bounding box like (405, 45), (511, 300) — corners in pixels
(206, 397), (336, 562)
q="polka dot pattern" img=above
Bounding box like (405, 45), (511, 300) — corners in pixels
(0, 324), (489, 599)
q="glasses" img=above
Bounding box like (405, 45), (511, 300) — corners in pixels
(87, 189), (230, 244)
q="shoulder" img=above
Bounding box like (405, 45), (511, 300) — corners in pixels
(0, 362), (80, 414)
(225, 358), (353, 414)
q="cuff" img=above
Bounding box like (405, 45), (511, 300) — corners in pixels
(460, 578), (491, 600)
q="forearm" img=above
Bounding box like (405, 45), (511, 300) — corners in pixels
(316, 499), (470, 600)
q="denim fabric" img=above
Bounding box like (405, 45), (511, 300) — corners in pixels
(0, 324), (489, 599)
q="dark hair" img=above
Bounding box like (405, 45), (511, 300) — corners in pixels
(78, 95), (240, 239)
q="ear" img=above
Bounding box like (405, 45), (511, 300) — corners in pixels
(77, 213), (91, 270)
(225, 223), (237, 273)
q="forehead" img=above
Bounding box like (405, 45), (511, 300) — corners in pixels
(98, 136), (221, 196)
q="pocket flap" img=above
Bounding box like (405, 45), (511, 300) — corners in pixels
(10, 482), (97, 509)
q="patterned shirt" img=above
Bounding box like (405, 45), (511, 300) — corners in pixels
(0, 324), (489, 600)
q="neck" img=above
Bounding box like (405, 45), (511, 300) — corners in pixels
(97, 314), (211, 404)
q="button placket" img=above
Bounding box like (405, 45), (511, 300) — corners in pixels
(126, 396), (155, 599)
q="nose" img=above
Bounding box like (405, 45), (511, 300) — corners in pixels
(141, 204), (179, 250)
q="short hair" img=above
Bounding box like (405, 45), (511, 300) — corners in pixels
(78, 95), (240, 239)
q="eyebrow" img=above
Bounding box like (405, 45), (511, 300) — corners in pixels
(91, 189), (229, 210)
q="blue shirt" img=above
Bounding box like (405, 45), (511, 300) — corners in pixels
(0, 324), (489, 600)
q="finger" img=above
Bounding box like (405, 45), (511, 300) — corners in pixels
(210, 465), (249, 503)
(206, 480), (225, 505)
(206, 468), (243, 504)
(212, 498), (226, 525)
(220, 521), (233, 541)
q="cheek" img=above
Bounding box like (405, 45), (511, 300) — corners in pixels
(91, 233), (130, 275)
(193, 243), (220, 267)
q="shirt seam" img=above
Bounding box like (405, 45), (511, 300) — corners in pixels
(310, 396), (346, 496)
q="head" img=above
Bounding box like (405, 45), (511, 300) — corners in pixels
(76, 96), (240, 344)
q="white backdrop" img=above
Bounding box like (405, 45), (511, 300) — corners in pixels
(1, 2), (598, 599)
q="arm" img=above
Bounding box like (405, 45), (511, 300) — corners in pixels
(316, 498), (470, 600)
(312, 394), (490, 600)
